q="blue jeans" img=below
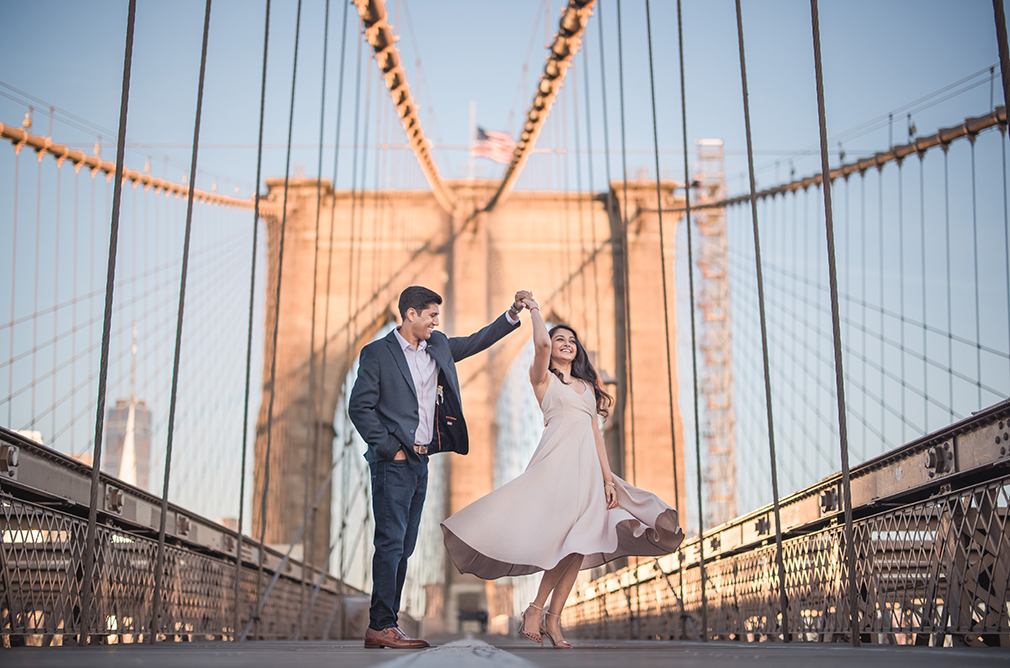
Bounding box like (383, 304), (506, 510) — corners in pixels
(368, 457), (428, 630)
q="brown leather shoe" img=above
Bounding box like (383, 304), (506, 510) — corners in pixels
(363, 626), (430, 649)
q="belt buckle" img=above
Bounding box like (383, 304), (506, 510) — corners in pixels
(415, 445), (428, 455)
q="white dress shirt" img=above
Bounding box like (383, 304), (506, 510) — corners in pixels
(394, 310), (519, 446)
(393, 327), (438, 445)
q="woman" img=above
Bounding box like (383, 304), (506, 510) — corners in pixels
(441, 296), (684, 648)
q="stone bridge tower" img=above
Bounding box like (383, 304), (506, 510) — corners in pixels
(252, 177), (688, 632)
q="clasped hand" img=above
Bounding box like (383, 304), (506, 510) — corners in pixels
(513, 290), (536, 312)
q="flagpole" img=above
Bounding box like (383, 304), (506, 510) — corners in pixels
(468, 99), (476, 180)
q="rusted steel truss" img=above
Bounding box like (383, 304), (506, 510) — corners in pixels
(0, 119), (254, 209)
(354, 0), (455, 213)
(485, 0), (597, 211)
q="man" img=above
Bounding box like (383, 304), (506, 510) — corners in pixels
(348, 285), (530, 649)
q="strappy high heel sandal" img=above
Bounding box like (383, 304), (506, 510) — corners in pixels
(539, 610), (573, 649)
(518, 602), (543, 645)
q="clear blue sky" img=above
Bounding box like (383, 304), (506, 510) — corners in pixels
(1, 0), (1008, 528)
(1, 0), (1004, 196)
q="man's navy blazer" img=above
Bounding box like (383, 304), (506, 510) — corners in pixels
(348, 312), (519, 467)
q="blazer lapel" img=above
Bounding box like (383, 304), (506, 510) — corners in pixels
(385, 331), (417, 401)
(426, 336), (458, 395)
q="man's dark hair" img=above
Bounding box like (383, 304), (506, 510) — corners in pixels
(398, 286), (442, 320)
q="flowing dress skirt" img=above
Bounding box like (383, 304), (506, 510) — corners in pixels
(442, 373), (684, 579)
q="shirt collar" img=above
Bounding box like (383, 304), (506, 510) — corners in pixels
(393, 326), (427, 352)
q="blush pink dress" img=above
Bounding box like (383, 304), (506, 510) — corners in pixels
(441, 373), (684, 579)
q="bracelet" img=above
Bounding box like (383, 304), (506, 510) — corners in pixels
(529, 306), (540, 312)
(604, 481), (615, 488)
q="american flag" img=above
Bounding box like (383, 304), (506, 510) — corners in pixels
(473, 126), (515, 164)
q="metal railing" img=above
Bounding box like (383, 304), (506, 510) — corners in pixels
(0, 427), (369, 646)
(564, 398), (1010, 646)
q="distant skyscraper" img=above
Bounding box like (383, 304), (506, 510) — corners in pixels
(104, 399), (152, 488)
(103, 324), (152, 489)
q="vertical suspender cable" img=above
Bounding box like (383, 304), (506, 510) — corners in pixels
(254, 0), (303, 639)
(919, 156), (928, 430)
(234, 0), (271, 639)
(809, 0), (859, 647)
(669, 0), (707, 640)
(77, 0), (136, 644)
(970, 141), (982, 408)
(614, 0), (637, 487)
(316, 0), (351, 639)
(297, 0), (332, 640)
(580, 36), (603, 350)
(994, 2), (1010, 354)
(733, 0), (789, 640)
(570, 61), (589, 331)
(340, 22), (365, 603)
(354, 65), (374, 317)
(593, 3), (618, 485)
(150, 0), (213, 642)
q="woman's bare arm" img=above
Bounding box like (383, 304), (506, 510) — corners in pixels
(594, 416), (618, 509)
(527, 299), (552, 402)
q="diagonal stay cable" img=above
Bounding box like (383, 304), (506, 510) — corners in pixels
(233, 0), (271, 640)
(77, 0), (136, 645)
(297, 0), (333, 640)
(665, 0), (708, 640)
(150, 0), (213, 642)
(615, 0), (637, 488)
(810, 0), (859, 647)
(645, 0), (690, 638)
(580, 30), (603, 351)
(253, 0), (303, 641)
(734, 0), (790, 640)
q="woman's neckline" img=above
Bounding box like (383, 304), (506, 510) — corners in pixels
(555, 372), (589, 396)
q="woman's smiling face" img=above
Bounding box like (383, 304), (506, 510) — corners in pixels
(550, 328), (578, 365)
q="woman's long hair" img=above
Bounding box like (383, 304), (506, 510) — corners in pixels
(548, 324), (614, 418)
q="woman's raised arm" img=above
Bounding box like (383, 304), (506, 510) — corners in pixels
(526, 298), (551, 396)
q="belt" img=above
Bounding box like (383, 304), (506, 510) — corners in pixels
(413, 444), (430, 455)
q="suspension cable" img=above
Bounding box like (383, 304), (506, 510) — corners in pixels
(614, 0), (637, 488)
(733, 0), (789, 640)
(316, 0), (352, 622)
(664, 0), (707, 640)
(570, 57), (590, 334)
(77, 0), (136, 645)
(971, 140), (982, 409)
(150, 0), (213, 641)
(809, 0), (858, 647)
(340, 18), (365, 602)
(254, 0), (302, 641)
(233, 0), (271, 639)
(295, 0), (333, 640)
(580, 33), (603, 350)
